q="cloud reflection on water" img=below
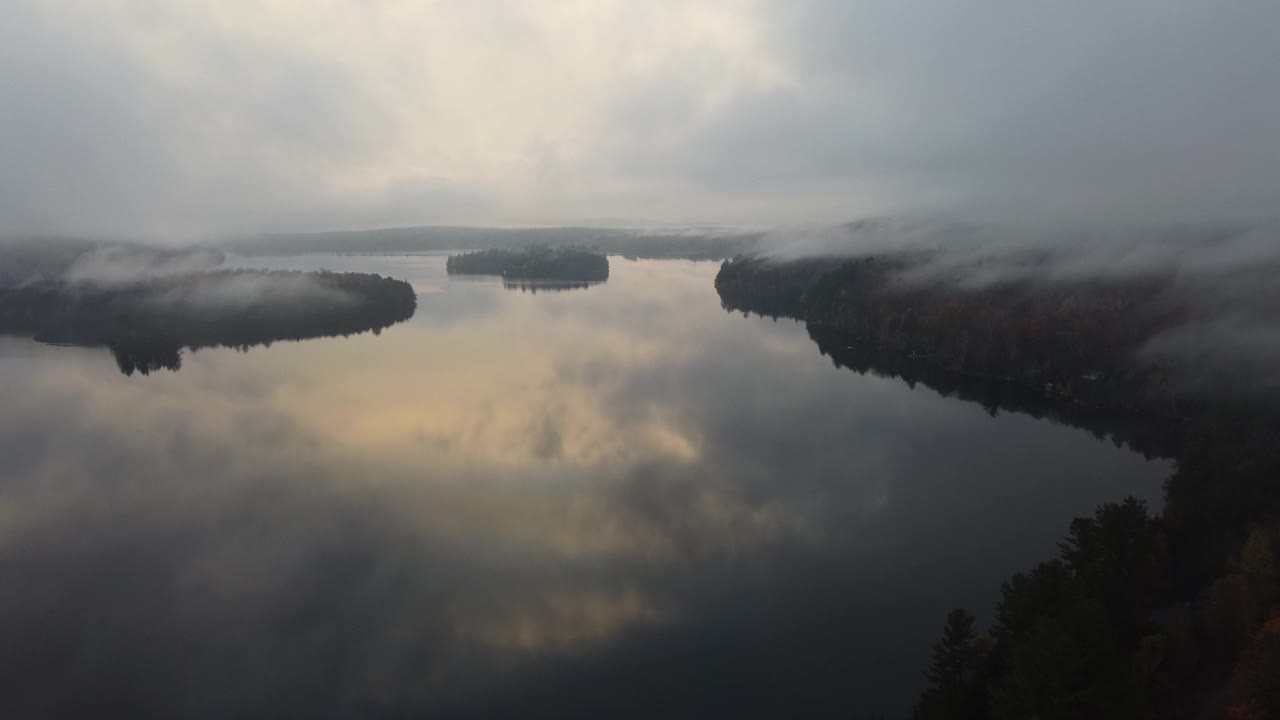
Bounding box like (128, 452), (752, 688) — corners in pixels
(0, 258), (1168, 718)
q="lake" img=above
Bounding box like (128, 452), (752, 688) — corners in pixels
(0, 255), (1169, 718)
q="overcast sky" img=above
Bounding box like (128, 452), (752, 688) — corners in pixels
(3, 1), (1278, 237)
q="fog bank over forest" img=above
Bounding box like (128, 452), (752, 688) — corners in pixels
(732, 218), (1280, 394)
(747, 218), (1280, 284)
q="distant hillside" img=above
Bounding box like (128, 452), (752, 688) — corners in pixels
(225, 225), (763, 260)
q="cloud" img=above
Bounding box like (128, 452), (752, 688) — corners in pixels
(145, 271), (358, 311)
(752, 219), (1280, 285)
(3, 1), (1277, 237)
(60, 245), (225, 286)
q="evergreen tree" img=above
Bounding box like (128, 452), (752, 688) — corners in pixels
(916, 608), (986, 719)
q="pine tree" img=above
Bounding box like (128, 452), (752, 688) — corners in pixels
(928, 609), (978, 687)
(916, 608), (983, 719)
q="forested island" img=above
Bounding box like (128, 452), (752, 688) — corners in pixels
(716, 254), (1280, 719)
(447, 245), (610, 282)
(0, 269), (417, 375)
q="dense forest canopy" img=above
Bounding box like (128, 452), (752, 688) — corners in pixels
(716, 253), (1280, 719)
(0, 269), (416, 375)
(716, 252), (1280, 413)
(447, 245), (610, 282)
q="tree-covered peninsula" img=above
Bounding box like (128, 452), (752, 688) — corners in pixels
(716, 253), (1280, 719)
(0, 269), (417, 375)
(446, 245), (609, 282)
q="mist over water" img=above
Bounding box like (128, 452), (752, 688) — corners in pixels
(0, 255), (1167, 718)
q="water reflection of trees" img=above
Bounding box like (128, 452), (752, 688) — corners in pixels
(806, 325), (1181, 459)
(111, 344), (185, 376)
(502, 279), (602, 294)
(0, 269), (417, 376)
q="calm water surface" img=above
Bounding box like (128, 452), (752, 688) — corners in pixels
(0, 256), (1168, 718)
